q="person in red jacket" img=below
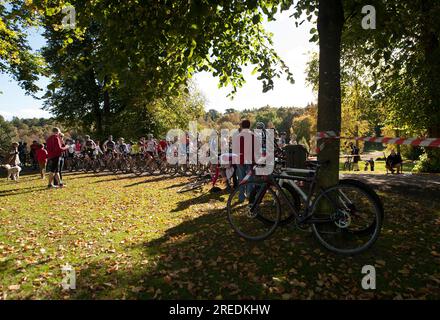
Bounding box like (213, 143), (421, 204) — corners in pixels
(46, 127), (69, 188)
(35, 144), (48, 179)
(232, 120), (256, 202)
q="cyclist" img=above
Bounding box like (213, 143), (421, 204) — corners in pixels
(74, 139), (82, 155)
(139, 137), (147, 154)
(94, 140), (103, 157)
(130, 140), (140, 155)
(117, 137), (130, 155)
(82, 135), (97, 159)
(145, 134), (158, 158)
(103, 135), (117, 155)
(157, 138), (167, 154)
(66, 139), (75, 158)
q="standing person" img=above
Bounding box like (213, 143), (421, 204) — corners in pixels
(279, 132), (287, 148)
(349, 142), (361, 171)
(30, 140), (39, 170)
(35, 144), (48, 179)
(18, 142), (25, 165)
(45, 127), (69, 189)
(22, 142), (28, 166)
(7, 142), (20, 167)
(255, 122), (267, 158)
(62, 139), (75, 171)
(232, 120), (255, 202)
(55, 133), (68, 187)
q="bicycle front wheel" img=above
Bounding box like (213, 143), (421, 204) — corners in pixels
(227, 180), (281, 241)
(311, 179), (383, 255)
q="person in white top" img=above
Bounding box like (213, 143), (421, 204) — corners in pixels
(145, 134), (157, 157)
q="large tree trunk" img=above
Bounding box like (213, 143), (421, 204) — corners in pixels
(102, 75), (111, 136)
(103, 88), (111, 136)
(94, 101), (103, 137)
(317, 0), (344, 187)
(88, 69), (104, 136)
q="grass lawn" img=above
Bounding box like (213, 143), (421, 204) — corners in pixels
(339, 160), (416, 174)
(0, 171), (439, 299)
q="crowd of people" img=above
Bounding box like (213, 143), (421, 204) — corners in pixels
(2, 121), (407, 191)
(2, 122), (288, 190)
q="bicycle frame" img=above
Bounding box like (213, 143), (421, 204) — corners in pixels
(244, 164), (344, 225)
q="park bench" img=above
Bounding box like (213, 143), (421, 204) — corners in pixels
(386, 159), (414, 174)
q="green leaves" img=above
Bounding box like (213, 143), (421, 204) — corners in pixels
(341, 0), (440, 134)
(252, 14), (262, 24)
(0, 1), (43, 93)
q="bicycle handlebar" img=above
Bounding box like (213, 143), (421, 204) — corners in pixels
(305, 160), (330, 168)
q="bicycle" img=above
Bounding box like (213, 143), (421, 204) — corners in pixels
(227, 161), (384, 255)
(177, 160), (225, 193)
(177, 173), (212, 193)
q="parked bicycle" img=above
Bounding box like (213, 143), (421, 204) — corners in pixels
(227, 160), (384, 255)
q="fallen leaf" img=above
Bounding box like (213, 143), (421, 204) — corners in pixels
(8, 285), (20, 291)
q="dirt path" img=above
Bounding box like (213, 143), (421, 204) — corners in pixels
(342, 173), (440, 204)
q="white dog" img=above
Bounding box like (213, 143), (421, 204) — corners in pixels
(1, 164), (22, 182)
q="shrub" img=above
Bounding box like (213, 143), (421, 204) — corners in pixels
(399, 145), (424, 161)
(413, 152), (440, 173)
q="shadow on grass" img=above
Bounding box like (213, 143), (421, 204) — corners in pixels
(52, 207), (284, 299)
(124, 175), (180, 188)
(43, 196), (440, 299)
(24, 175), (440, 300)
(0, 185), (48, 197)
(171, 189), (228, 212)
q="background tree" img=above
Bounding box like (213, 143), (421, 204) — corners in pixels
(341, 0), (440, 171)
(0, 1), (43, 93)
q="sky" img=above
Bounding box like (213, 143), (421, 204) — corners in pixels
(0, 9), (318, 120)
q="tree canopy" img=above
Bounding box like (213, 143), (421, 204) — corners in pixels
(0, 1), (43, 93)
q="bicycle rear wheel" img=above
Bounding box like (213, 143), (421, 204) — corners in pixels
(227, 180), (281, 241)
(311, 179), (383, 255)
(177, 178), (208, 193)
(133, 159), (146, 176)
